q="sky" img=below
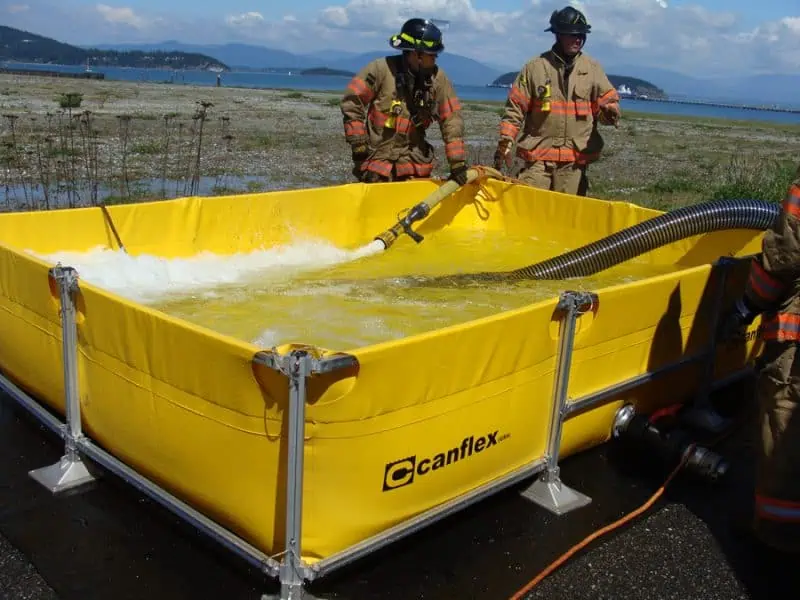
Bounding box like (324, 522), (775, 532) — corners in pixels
(2, 0), (799, 77)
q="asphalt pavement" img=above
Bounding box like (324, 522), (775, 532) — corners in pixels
(1, 378), (797, 600)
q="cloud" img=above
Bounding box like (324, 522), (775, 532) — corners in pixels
(304, 0), (800, 75)
(784, 17), (800, 35)
(95, 4), (146, 28)
(734, 16), (800, 71)
(225, 11), (265, 27)
(317, 0), (518, 35)
(1, 0), (798, 77)
(321, 6), (348, 27)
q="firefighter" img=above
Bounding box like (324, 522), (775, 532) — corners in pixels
(493, 6), (620, 196)
(340, 18), (468, 185)
(718, 163), (800, 553)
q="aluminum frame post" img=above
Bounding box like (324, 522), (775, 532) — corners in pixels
(253, 347), (359, 600)
(29, 265), (97, 493)
(682, 257), (737, 434)
(520, 290), (595, 515)
(277, 350), (313, 600)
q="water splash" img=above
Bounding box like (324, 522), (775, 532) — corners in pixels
(23, 232), (673, 350)
(353, 239), (387, 258)
(26, 238), (384, 304)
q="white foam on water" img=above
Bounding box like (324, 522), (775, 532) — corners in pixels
(252, 328), (285, 347)
(26, 238), (386, 304)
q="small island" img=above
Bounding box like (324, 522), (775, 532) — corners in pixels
(488, 71), (667, 100)
(0, 25), (229, 71)
(300, 67), (355, 77)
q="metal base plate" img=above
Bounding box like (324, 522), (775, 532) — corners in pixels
(261, 586), (321, 600)
(520, 477), (592, 515)
(29, 455), (96, 494)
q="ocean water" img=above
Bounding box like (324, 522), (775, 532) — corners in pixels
(3, 62), (799, 126)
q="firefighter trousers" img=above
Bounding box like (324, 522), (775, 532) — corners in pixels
(753, 340), (800, 552)
(355, 161), (419, 184)
(517, 160), (589, 196)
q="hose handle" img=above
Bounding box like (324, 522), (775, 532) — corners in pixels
(403, 225), (424, 243)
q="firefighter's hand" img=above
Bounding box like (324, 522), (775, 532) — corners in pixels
(600, 102), (621, 127)
(448, 161), (469, 186)
(717, 297), (758, 342)
(351, 143), (370, 180)
(360, 170), (383, 184)
(493, 139), (513, 171)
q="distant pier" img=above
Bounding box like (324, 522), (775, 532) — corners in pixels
(0, 67), (105, 80)
(631, 95), (800, 115)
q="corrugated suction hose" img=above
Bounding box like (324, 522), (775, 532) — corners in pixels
(426, 198), (779, 285)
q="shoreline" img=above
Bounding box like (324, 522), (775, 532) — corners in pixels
(628, 95), (800, 115)
(484, 83), (800, 115)
(6, 64), (800, 119)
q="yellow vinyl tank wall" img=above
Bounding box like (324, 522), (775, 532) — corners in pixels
(0, 177), (765, 563)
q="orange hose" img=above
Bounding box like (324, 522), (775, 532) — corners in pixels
(507, 402), (749, 600)
(507, 444), (696, 600)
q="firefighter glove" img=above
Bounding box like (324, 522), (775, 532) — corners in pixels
(717, 296), (758, 342)
(360, 170), (383, 184)
(600, 102), (621, 127)
(448, 161), (469, 186)
(351, 143), (369, 163)
(494, 139), (513, 171)
(351, 143), (370, 180)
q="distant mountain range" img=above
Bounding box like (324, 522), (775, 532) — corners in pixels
(604, 64), (800, 107)
(92, 41), (800, 106)
(90, 41), (503, 87)
(1, 25), (794, 106)
(0, 26), (226, 71)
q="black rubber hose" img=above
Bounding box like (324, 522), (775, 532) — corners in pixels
(618, 414), (730, 483)
(424, 198), (779, 286)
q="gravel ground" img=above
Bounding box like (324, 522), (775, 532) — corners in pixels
(0, 534), (58, 600)
(1, 73), (799, 211)
(7, 382), (799, 600)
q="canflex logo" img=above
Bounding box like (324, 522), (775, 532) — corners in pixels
(722, 325), (763, 344)
(382, 430), (511, 492)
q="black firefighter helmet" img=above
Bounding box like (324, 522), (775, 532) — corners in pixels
(545, 6), (592, 35)
(389, 18), (445, 55)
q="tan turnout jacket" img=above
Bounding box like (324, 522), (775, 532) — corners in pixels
(498, 48), (620, 165)
(341, 54), (466, 178)
(742, 163), (800, 552)
(744, 164), (800, 341)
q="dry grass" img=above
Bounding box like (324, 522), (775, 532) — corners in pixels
(0, 73), (798, 211)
